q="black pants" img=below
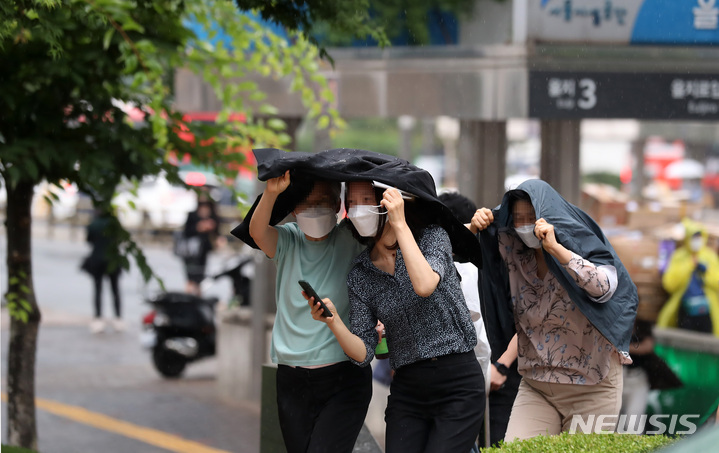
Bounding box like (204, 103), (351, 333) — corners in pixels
(184, 255), (208, 284)
(678, 307), (713, 334)
(276, 361), (372, 453)
(385, 351), (485, 453)
(93, 271), (121, 318)
(480, 369), (521, 447)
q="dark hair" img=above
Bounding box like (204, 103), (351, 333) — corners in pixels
(293, 175), (341, 208)
(506, 190), (533, 225)
(507, 189), (531, 206)
(404, 200), (435, 241)
(320, 180), (342, 206)
(191, 189), (218, 226)
(198, 199), (213, 208)
(438, 192), (477, 224)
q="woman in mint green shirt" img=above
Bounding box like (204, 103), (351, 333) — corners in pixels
(249, 170), (370, 453)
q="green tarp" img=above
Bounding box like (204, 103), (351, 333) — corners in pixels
(650, 344), (719, 426)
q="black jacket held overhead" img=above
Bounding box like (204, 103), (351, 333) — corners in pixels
(231, 148), (482, 268)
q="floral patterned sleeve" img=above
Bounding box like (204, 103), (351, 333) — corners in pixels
(562, 252), (617, 303)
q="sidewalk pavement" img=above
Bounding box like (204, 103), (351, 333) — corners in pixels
(1, 308), (262, 453)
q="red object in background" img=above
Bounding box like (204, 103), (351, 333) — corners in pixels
(184, 172), (207, 187)
(622, 138), (686, 189)
(163, 111), (255, 183)
(704, 173), (719, 191)
(142, 311), (156, 326)
(620, 165), (632, 186)
(116, 104), (256, 183)
(68, 102), (256, 186)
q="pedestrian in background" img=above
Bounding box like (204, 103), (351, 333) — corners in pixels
(81, 207), (124, 334)
(659, 218), (719, 336)
(439, 191), (494, 450)
(620, 318), (682, 432)
(466, 196), (522, 447)
(438, 191), (492, 381)
(472, 179), (637, 441)
(181, 194), (221, 296)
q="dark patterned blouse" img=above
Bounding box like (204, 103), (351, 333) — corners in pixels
(346, 225), (477, 370)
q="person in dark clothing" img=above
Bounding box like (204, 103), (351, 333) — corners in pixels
(441, 191), (520, 447)
(621, 318), (682, 431)
(82, 209), (123, 333)
(439, 191), (494, 449)
(182, 196), (221, 295)
(475, 214), (522, 447)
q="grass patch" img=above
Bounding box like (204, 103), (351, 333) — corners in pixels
(481, 432), (678, 452)
(1, 445), (38, 453)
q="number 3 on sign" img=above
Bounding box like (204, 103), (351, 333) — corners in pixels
(578, 78), (597, 110)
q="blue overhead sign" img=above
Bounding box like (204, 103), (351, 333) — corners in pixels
(632, 0), (719, 45)
(526, 1), (719, 45)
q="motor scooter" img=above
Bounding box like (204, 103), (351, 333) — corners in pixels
(213, 255), (254, 307)
(140, 255), (254, 378)
(140, 291), (218, 378)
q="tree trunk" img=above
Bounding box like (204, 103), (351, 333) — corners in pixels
(6, 181), (41, 450)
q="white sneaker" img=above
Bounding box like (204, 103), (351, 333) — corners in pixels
(111, 318), (126, 333)
(90, 319), (106, 334)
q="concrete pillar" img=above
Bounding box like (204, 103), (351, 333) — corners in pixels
(248, 174), (279, 403)
(540, 120), (581, 206)
(397, 115), (417, 163)
(248, 252), (276, 403)
(630, 140), (645, 201)
(218, 307), (272, 402)
(283, 117), (303, 151)
(314, 123), (332, 152)
(436, 117), (461, 189)
(421, 118), (436, 156)
(458, 120), (507, 208)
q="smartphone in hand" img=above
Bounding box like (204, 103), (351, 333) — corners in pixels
(298, 280), (333, 318)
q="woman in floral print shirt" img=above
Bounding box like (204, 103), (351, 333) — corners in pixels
(472, 182), (637, 442)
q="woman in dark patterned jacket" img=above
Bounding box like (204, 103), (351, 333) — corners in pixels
(305, 181), (485, 453)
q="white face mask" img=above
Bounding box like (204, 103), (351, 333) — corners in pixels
(515, 224), (541, 249)
(348, 205), (385, 237)
(295, 207), (337, 239)
(690, 236), (703, 252)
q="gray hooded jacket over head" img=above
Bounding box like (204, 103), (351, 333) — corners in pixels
(478, 179), (638, 353)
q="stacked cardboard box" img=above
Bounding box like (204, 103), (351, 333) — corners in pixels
(581, 184), (629, 227)
(609, 234), (667, 322)
(626, 203), (703, 230)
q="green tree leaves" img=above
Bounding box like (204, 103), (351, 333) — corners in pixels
(1, 0), (342, 285)
(6, 271), (32, 323)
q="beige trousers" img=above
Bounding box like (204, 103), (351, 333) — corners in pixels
(504, 354), (623, 442)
